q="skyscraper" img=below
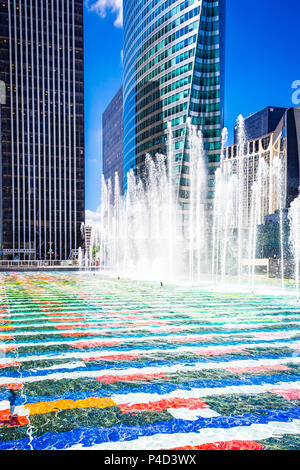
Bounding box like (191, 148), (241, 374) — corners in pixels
(0, 0), (85, 261)
(233, 106), (287, 144)
(224, 107), (300, 224)
(123, 0), (225, 208)
(102, 86), (124, 193)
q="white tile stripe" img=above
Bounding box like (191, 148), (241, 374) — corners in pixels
(1, 330), (300, 349)
(1, 340), (300, 366)
(1, 356), (300, 388)
(1, 355), (300, 376)
(69, 419), (300, 450)
(111, 381), (300, 406)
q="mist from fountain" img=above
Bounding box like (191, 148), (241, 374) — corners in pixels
(236, 115), (247, 283)
(272, 156), (286, 289)
(78, 247), (83, 268)
(211, 116), (285, 290)
(97, 120), (208, 280)
(247, 158), (269, 290)
(289, 195), (300, 299)
(211, 116), (249, 282)
(84, 114), (299, 296)
(187, 118), (207, 281)
(211, 127), (236, 283)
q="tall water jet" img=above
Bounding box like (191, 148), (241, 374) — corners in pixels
(167, 122), (174, 277)
(187, 118), (207, 281)
(95, 115), (293, 291)
(78, 247), (83, 268)
(220, 127), (228, 171)
(212, 127), (229, 282)
(212, 123), (251, 282)
(236, 115), (247, 283)
(211, 164), (238, 282)
(272, 157), (286, 289)
(96, 119), (210, 280)
(289, 194), (300, 299)
(247, 158), (269, 290)
(99, 152), (180, 279)
(113, 172), (121, 273)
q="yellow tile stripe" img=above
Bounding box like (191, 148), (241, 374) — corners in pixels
(25, 397), (116, 415)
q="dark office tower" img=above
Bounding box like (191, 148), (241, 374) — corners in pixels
(102, 86), (123, 193)
(0, 0), (85, 261)
(234, 106), (287, 144)
(123, 0), (225, 208)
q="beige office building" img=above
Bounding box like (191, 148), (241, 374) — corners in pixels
(223, 107), (300, 226)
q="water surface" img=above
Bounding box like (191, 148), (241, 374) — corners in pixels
(0, 272), (300, 450)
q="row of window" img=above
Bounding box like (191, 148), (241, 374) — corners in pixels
(137, 47), (195, 81)
(194, 60), (220, 74)
(161, 74), (192, 96)
(137, 128), (221, 157)
(191, 88), (220, 100)
(138, 88), (189, 123)
(189, 101), (220, 113)
(190, 115), (220, 126)
(137, 60), (193, 90)
(225, 136), (276, 159)
(126, 17), (199, 91)
(125, 18), (199, 86)
(125, 4), (200, 73)
(137, 101), (188, 131)
(193, 75), (220, 87)
(136, 75), (192, 114)
(137, 124), (190, 146)
(195, 47), (220, 60)
(136, 33), (197, 71)
(125, 0), (197, 47)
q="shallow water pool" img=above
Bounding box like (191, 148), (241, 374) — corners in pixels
(0, 272), (300, 450)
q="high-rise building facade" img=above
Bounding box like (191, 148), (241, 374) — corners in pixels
(102, 86), (124, 193)
(233, 106), (287, 144)
(123, 0), (225, 208)
(223, 107), (300, 225)
(0, 0), (85, 260)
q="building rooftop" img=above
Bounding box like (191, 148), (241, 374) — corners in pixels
(234, 106), (287, 144)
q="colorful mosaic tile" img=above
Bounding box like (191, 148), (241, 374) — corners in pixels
(0, 273), (300, 450)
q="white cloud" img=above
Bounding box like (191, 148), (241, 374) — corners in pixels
(86, 0), (123, 28)
(85, 207), (101, 229)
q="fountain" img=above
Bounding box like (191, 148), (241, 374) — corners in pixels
(289, 194), (300, 299)
(236, 115), (247, 283)
(211, 117), (291, 290)
(78, 247), (83, 268)
(100, 153), (181, 280)
(84, 115), (300, 294)
(272, 156), (286, 289)
(211, 116), (249, 282)
(97, 118), (210, 281)
(247, 158), (269, 290)
(186, 118), (207, 281)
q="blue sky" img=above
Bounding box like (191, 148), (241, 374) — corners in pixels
(84, 0), (300, 213)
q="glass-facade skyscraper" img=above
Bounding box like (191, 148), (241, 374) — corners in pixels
(0, 0), (85, 261)
(123, 0), (225, 207)
(103, 87), (124, 194)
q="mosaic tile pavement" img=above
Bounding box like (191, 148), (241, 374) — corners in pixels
(1, 272), (300, 450)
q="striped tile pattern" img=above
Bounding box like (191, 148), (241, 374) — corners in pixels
(0, 273), (300, 450)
